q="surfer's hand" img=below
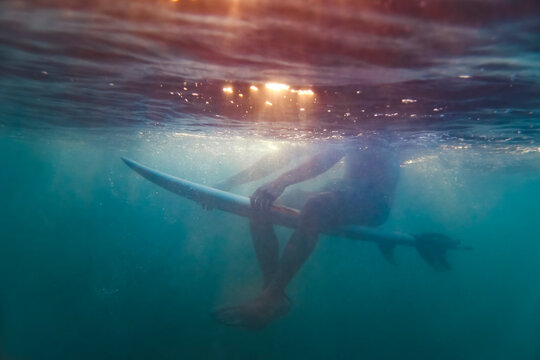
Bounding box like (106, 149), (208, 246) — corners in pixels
(251, 181), (286, 213)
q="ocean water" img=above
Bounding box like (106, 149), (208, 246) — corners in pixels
(1, 0), (540, 359)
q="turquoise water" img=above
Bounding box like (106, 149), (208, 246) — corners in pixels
(1, 129), (538, 359)
(1, 0), (540, 359)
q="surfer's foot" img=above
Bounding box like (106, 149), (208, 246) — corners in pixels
(211, 292), (291, 329)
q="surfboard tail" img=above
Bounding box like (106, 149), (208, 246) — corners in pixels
(414, 233), (463, 271)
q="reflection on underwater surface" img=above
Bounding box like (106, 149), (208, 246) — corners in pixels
(0, 0), (539, 135)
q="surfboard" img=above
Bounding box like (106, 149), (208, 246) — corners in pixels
(122, 157), (468, 268)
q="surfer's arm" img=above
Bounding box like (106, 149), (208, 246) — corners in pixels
(272, 148), (345, 188)
(251, 148), (345, 211)
(216, 148), (305, 190)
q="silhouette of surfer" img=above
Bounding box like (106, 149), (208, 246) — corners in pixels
(210, 135), (400, 328)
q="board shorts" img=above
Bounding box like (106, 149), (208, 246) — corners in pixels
(301, 181), (392, 231)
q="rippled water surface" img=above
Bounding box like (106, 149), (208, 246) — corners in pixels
(1, 0), (539, 134)
(0, 1), (539, 359)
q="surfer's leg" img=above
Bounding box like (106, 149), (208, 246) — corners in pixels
(264, 192), (343, 297)
(250, 218), (279, 288)
(251, 187), (316, 286)
(212, 192), (344, 329)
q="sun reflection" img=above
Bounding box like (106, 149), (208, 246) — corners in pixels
(265, 83), (290, 91)
(291, 89), (314, 96)
(211, 81), (318, 119)
(401, 98), (417, 104)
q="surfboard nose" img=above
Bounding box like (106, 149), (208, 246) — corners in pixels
(121, 156), (136, 169)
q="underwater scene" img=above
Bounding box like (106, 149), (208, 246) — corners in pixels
(1, 0), (539, 359)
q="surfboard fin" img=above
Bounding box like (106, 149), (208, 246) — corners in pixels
(414, 233), (460, 271)
(377, 242), (396, 265)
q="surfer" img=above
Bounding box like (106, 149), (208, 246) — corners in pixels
(211, 136), (400, 329)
